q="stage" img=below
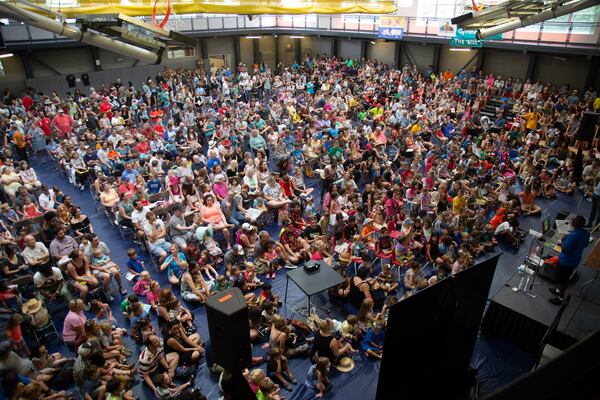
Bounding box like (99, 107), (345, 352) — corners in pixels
(482, 265), (600, 354)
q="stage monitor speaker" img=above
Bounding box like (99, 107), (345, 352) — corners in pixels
(206, 287), (251, 372)
(576, 111), (599, 142)
(66, 74), (76, 88)
(81, 73), (90, 86)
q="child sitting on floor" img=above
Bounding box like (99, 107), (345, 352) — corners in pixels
(362, 321), (385, 360)
(133, 271), (151, 296)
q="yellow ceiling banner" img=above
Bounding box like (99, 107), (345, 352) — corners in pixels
(30, 0), (397, 16)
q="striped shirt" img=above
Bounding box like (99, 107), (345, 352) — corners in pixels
(138, 346), (162, 375)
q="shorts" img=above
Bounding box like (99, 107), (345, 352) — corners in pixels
(172, 233), (193, 249)
(149, 241), (171, 257)
(556, 264), (574, 285)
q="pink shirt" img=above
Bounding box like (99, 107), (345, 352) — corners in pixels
(62, 310), (86, 343)
(147, 290), (159, 305)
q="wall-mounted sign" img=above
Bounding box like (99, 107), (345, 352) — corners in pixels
(456, 27), (502, 40)
(378, 27), (404, 39)
(378, 16), (406, 29)
(438, 20), (456, 37)
(450, 37), (483, 48)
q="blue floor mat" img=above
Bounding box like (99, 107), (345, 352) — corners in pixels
(28, 155), (590, 399)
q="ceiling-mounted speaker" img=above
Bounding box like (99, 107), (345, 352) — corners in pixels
(66, 74), (76, 88)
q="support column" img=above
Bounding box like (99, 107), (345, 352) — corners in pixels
(526, 52), (537, 81)
(361, 40), (368, 61)
(274, 35), (280, 67)
(20, 51), (34, 79)
(332, 38), (339, 58)
(234, 37), (241, 69)
(432, 43), (441, 74)
(200, 39), (210, 76)
(394, 41), (402, 68)
(476, 48), (484, 72)
(583, 56), (599, 92)
(253, 38), (259, 65)
(91, 47), (102, 71)
(294, 38), (301, 64)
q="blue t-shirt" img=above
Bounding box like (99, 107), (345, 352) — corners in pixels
(127, 257), (144, 273)
(362, 329), (385, 351)
(146, 179), (162, 194)
(559, 228), (590, 268)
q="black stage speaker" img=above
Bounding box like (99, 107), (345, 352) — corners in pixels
(377, 254), (500, 399)
(81, 73), (90, 86)
(576, 111), (599, 142)
(66, 74), (76, 88)
(205, 287), (251, 371)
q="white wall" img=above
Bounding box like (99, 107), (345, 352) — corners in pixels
(535, 54), (588, 89)
(239, 37), (254, 67)
(278, 35), (298, 65)
(401, 43), (434, 71)
(30, 48), (95, 78)
(483, 50), (528, 80)
(439, 45), (478, 74)
(338, 39), (361, 60)
(301, 37), (332, 57)
(0, 55), (27, 94)
(206, 37), (235, 59)
(258, 36), (276, 67)
(367, 42), (395, 66)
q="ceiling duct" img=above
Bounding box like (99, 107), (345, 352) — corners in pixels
(0, 1), (161, 64)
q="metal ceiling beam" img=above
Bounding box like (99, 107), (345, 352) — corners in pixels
(477, 0), (600, 39)
(0, 1), (162, 64)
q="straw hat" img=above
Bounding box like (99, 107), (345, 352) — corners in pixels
(339, 251), (351, 264)
(335, 357), (356, 373)
(21, 298), (43, 315)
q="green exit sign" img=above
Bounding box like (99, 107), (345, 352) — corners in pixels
(450, 37), (483, 48)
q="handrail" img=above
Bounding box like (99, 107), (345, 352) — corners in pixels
(1, 13), (599, 47)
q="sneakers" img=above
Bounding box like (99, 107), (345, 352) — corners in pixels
(548, 287), (560, 296)
(284, 264), (298, 269)
(548, 297), (564, 305)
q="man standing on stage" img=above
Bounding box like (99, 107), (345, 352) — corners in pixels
(549, 215), (590, 305)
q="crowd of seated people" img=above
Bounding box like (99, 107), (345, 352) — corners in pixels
(0, 53), (599, 399)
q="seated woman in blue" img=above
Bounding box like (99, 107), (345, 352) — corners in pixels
(160, 244), (187, 285)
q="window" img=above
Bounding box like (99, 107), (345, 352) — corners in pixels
(571, 5), (600, 34)
(167, 47), (196, 59)
(0, 61), (5, 77)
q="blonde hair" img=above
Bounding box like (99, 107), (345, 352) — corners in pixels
(249, 369), (266, 384)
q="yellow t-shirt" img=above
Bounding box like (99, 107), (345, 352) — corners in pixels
(523, 112), (540, 130)
(594, 97), (600, 112)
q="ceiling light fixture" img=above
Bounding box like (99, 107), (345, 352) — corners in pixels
(289, 35), (305, 38)
(0, 53), (14, 58)
(245, 36), (261, 39)
(449, 47), (471, 51)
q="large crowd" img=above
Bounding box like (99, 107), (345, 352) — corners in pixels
(0, 54), (599, 400)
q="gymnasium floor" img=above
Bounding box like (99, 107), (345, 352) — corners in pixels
(30, 154), (597, 399)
